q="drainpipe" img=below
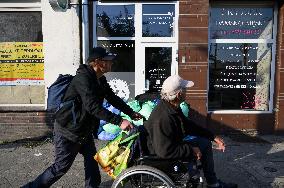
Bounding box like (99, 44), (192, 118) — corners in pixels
(81, 0), (89, 64)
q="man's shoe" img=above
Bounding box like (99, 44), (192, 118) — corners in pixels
(207, 180), (237, 188)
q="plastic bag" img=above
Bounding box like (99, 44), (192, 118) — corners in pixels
(138, 101), (155, 120)
(103, 123), (121, 134)
(127, 100), (141, 112)
(94, 131), (139, 179)
(180, 102), (190, 117)
(120, 100), (142, 124)
(99, 102), (121, 127)
(120, 112), (133, 123)
(132, 119), (143, 126)
(98, 131), (119, 141)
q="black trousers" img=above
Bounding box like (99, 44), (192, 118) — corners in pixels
(22, 132), (101, 188)
(188, 137), (217, 185)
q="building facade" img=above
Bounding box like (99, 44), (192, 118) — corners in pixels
(0, 0), (283, 141)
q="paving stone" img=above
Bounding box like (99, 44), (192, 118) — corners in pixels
(0, 136), (283, 188)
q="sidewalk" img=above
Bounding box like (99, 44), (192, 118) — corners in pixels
(0, 135), (283, 188)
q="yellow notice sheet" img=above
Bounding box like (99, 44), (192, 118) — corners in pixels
(0, 42), (44, 85)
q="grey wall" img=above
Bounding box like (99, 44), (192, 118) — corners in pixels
(42, 0), (81, 106)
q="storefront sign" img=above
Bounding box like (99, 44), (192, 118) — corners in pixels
(210, 8), (273, 39)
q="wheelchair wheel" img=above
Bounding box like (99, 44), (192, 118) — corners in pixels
(111, 165), (175, 188)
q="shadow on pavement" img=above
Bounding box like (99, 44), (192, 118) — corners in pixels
(0, 133), (53, 149)
(188, 107), (283, 187)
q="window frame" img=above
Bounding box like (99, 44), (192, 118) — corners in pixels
(207, 1), (278, 114)
(93, 1), (178, 44)
(0, 0), (41, 11)
(93, 1), (179, 97)
(0, 2), (44, 110)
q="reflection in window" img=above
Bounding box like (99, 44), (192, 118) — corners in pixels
(104, 72), (135, 101)
(208, 4), (275, 111)
(210, 7), (273, 39)
(208, 43), (272, 111)
(145, 47), (171, 92)
(96, 5), (135, 37)
(97, 40), (135, 72)
(0, 12), (44, 83)
(0, 12), (42, 42)
(142, 4), (175, 37)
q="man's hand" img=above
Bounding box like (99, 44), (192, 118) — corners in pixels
(214, 136), (225, 152)
(119, 119), (134, 131)
(131, 112), (144, 121)
(192, 147), (202, 160)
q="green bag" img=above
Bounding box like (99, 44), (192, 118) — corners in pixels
(120, 100), (142, 124)
(127, 100), (141, 112)
(94, 131), (139, 179)
(180, 101), (190, 117)
(103, 123), (121, 134)
(120, 113), (133, 123)
(138, 101), (155, 120)
(132, 118), (143, 126)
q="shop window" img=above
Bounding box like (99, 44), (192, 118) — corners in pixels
(145, 47), (172, 92)
(97, 40), (135, 101)
(97, 40), (135, 72)
(96, 4), (135, 101)
(0, 11), (44, 106)
(96, 5), (135, 37)
(142, 4), (175, 37)
(210, 7), (273, 39)
(208, 3), (276, 112)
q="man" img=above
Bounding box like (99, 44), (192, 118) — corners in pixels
(144, 75), (237, 188)
(22, 47), (142, 188)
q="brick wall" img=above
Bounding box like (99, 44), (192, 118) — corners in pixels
(0, 112), (54, 142)
(275, 1), (284, 133)
(178, 0), (210, 127)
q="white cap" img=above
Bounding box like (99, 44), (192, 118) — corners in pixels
(161, 75), (194, 95)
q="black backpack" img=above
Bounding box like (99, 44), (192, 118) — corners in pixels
(47, 74), (74, 112)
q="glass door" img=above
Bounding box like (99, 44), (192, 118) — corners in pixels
(135, 43), (178, 95)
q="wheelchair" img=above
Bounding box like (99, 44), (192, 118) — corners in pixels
(111, 127), (204, 188)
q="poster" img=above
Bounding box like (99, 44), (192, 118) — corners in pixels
(0, 42), (44, 85)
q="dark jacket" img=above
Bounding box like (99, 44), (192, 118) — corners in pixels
(54, 64), (135, 142)
(144, 100), (215, 159)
